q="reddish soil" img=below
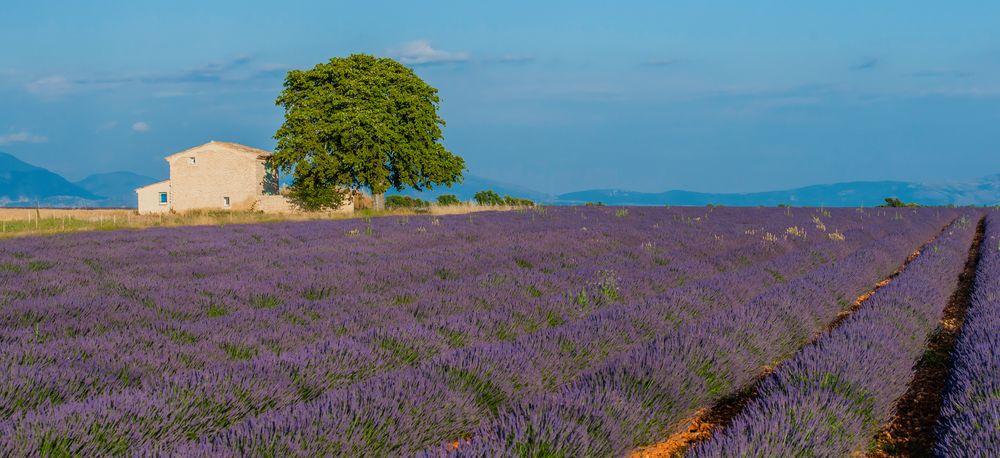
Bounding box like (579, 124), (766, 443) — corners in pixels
(627, 221), (954, 458)
(867, 217), (984, 458)
(628, 409), (712, 458)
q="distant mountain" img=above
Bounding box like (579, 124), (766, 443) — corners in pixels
(558, 177), (1000, 207)
(4, 149), (999, 208)
(75, 171), (159, 208)
(0, 151), (105, 207)
(3, 150), (554, 208)
(390, 174), (554, 203)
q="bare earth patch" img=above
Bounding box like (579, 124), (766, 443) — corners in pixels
(867, 217), (984, 458)
(627, 221), (952, 458)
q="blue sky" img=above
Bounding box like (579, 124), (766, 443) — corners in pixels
(1, 0), (999, 194)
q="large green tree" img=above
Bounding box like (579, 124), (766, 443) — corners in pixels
(271, 54), (465, 210)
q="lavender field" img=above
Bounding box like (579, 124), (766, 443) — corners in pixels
(0, 206), (995, 456)
(936, 213), (1000, 456)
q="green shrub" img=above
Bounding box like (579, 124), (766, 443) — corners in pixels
(502, 195), (534, 206)
(880, 197), (919, 208)
(436, 194), (461, 206)
(286, 185), (349, 211)
(474, 190), (532, 206)
(474, 190), (503, 206)
(385, 195), (430, 209)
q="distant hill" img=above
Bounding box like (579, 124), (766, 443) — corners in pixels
(3, 149), (999, 208)
(75, 171), (159, 208)
(557, 178), (1000, 207)
(0, 151), (105, 207)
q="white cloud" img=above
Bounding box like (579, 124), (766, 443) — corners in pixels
(19, 56), (286, 100)
(390, 40), (469, 65)
(131, 121), (151, 133)
(0, 131), (48, 145)
(25, 76), (77, 99)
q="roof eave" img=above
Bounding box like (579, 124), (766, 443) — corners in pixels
(163, 141), (272, 162)
(134, 179), (171, 192)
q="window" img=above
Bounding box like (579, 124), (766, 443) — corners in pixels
(223, 196), (231, 208)
(158, 192), (168, 205)
(187, 157), (196, 165)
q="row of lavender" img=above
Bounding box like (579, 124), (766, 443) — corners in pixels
(189, 213), (953, 456)
(423, 215), (971, 457)
(0, 208), (950, 454)
(1, 206), (797, 419)
(936, 213), (1000, 455)
(691, 214), (979, 456)
(2, 208), (906, 454)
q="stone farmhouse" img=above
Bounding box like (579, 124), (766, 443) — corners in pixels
(135, 141), (353, 215)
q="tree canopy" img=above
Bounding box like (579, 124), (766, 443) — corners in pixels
(880, 197), (919, 208)
(474, 190), (534, 207)
(271, 54), (465, 210)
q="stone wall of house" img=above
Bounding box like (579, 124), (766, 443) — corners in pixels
(136, 180), (171, 215)
(137, 142), (355, 215)
(167, 145), (267, 212)
(254, 195), (354, 214)
(330, 196), (355, 214)
(255, 195), (300, 213)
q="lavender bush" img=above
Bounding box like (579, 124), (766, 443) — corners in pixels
(936, 213), (1000, 457)
(691, 215), (978, 457)
(426, 214), (968, 457)
(0, 207), (957, 455)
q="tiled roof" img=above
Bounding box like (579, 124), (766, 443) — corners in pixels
(205, 141), (272, 157)
(164, 141), (272, 161)
(134, 179), (170, 191)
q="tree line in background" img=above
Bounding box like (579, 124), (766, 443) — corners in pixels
(580, 197), (977, 208)
(880, 197), (921, 208)
(472, 190), (534, 207)
(384, 191), (534, 209)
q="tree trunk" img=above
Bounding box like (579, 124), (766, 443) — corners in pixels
(373, 192), (386, 211)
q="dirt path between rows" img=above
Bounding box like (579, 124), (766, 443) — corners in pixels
(628, 219), (959, 458)
(866, 216), (985, 458)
